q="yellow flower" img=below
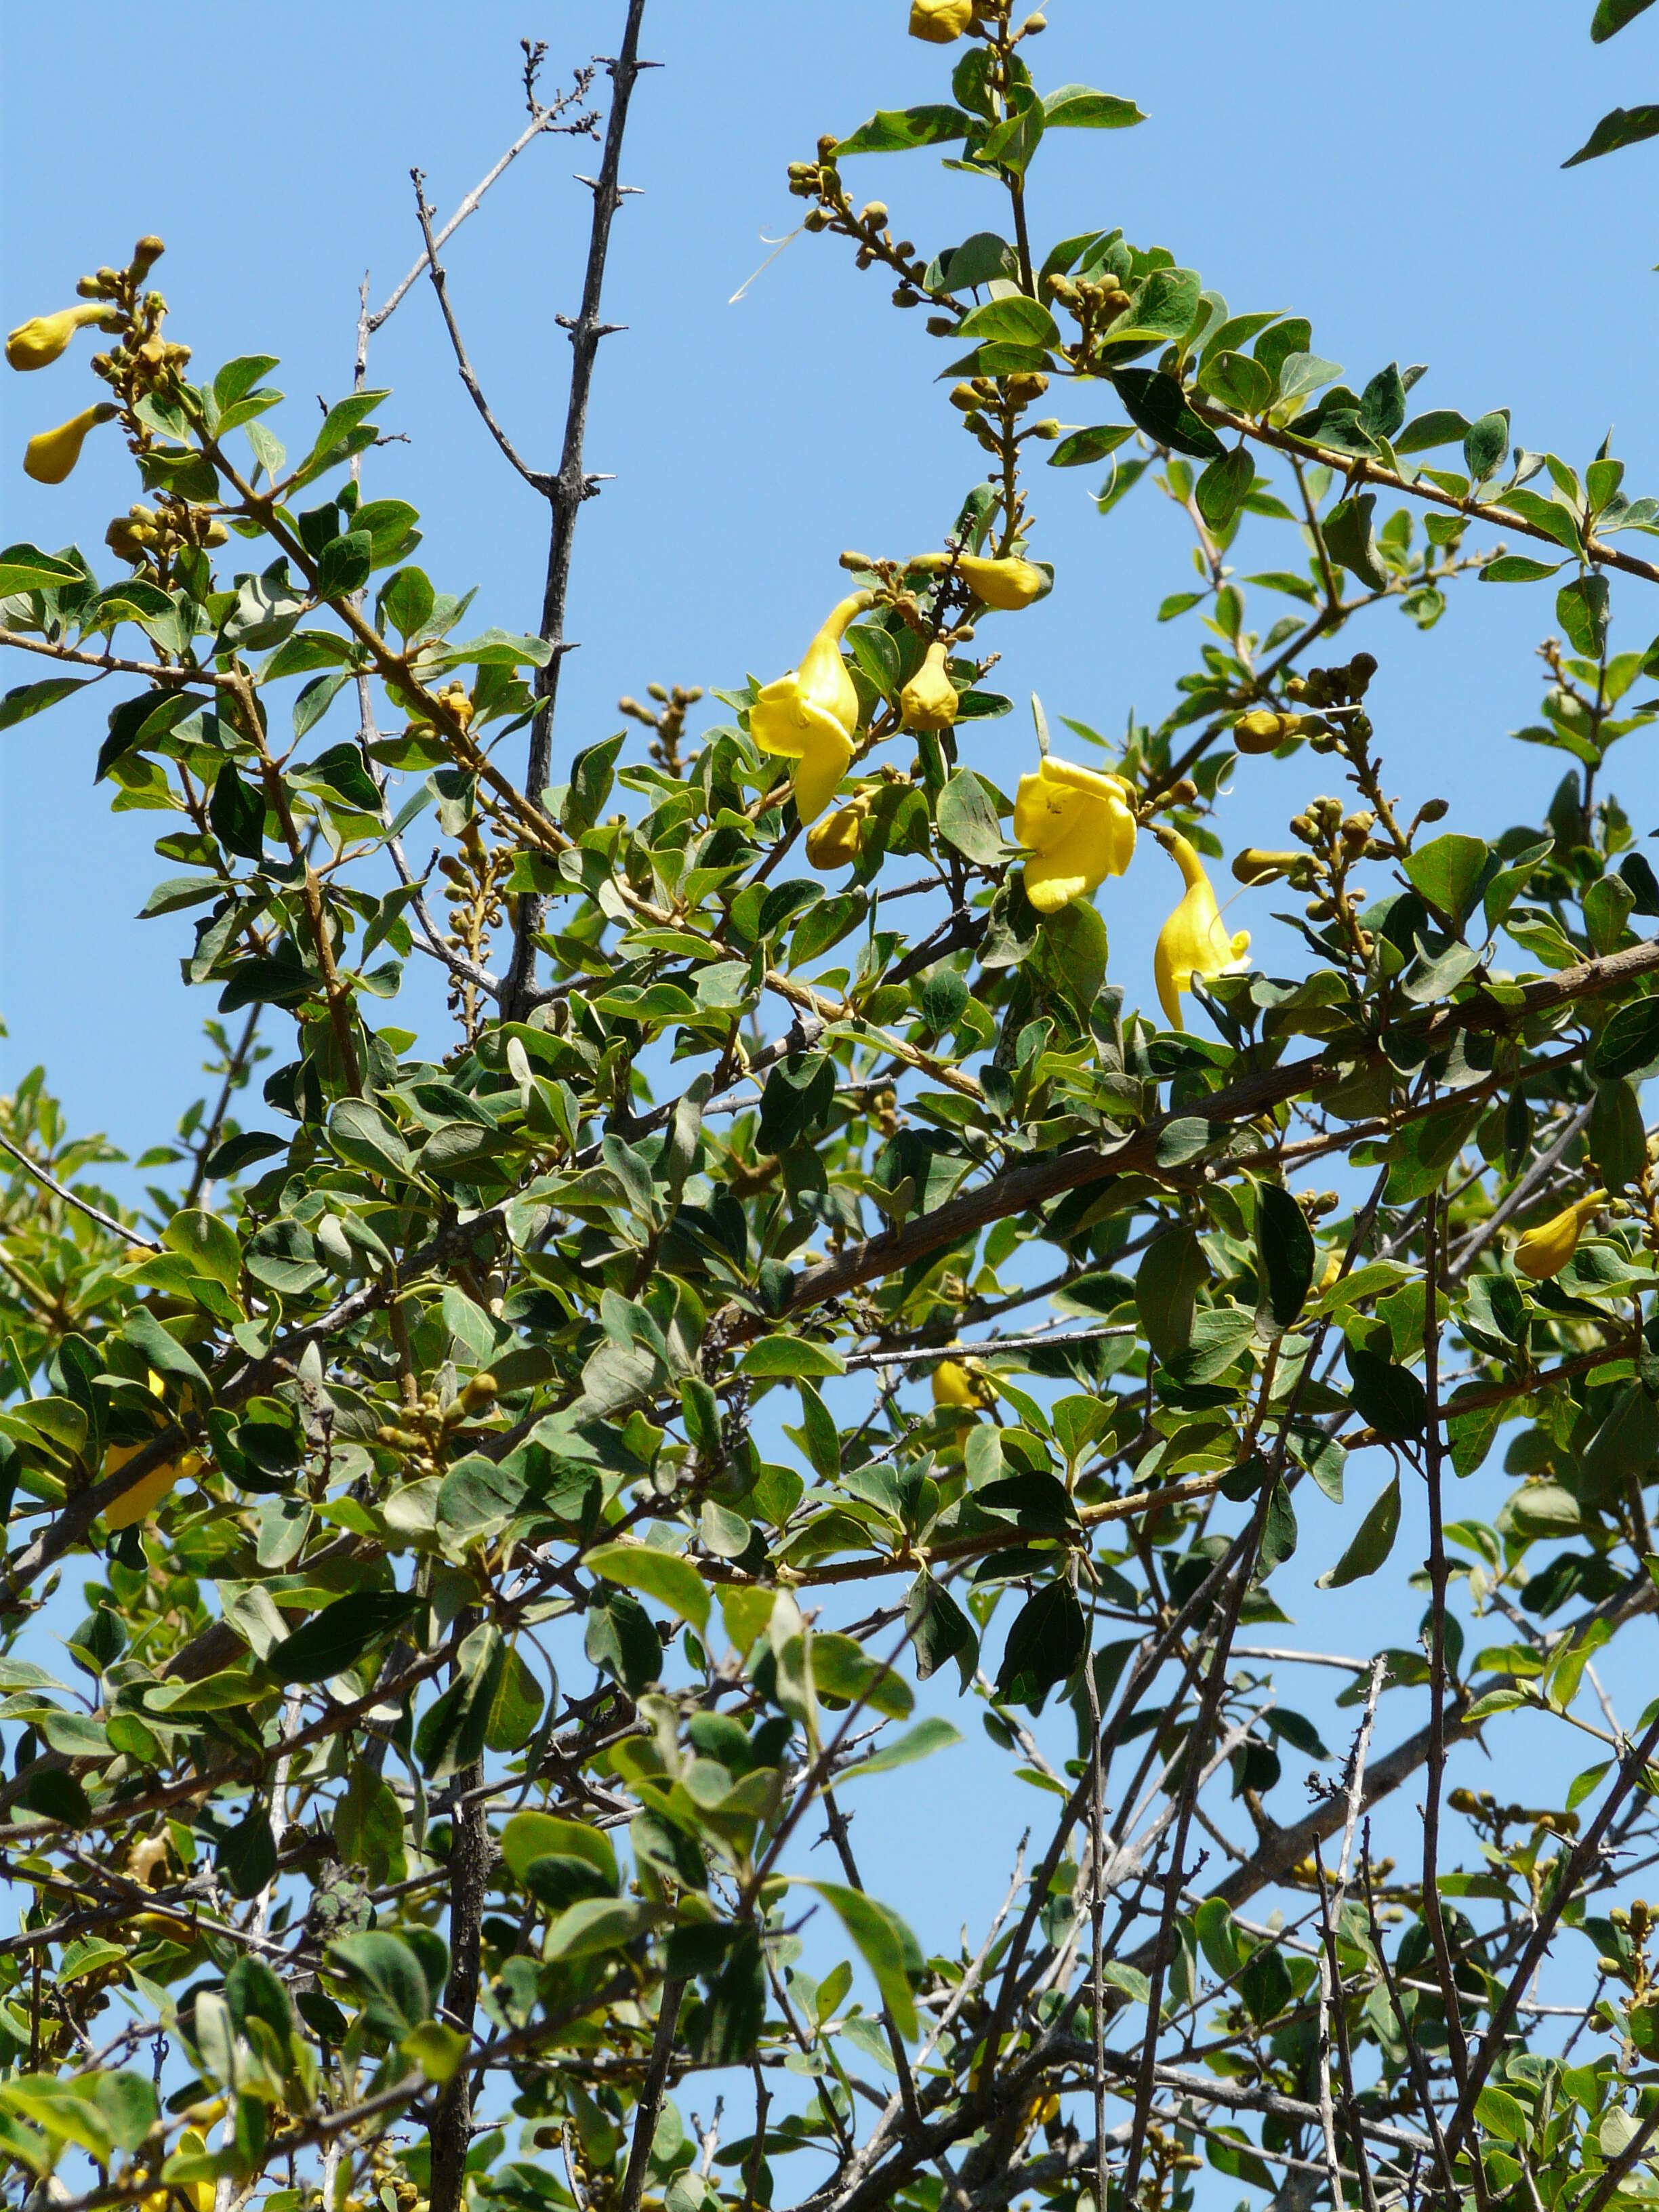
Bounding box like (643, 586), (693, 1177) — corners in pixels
(909, 0), (975, 39)
(1154, 830), (1251, 1029)
(957, 554), (1047, 611)
(806, 792), (871, 871)
(751, 590), (874, 823)
(1514, 1190), (1606, 1282)
(1012, 756), (1136, 915)
(145, 2133), (216, 2212)
(104, 1444), (202, 1530)
(5, 304), (109, 371)
(900, 640), (959, 731)
(24, 401), (117, 485)
(933, 1359), (989, 1410)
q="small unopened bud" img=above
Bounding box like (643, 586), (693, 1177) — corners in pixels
(858, 202), (888, 230)
(460, 1372), (499, 1414)
(1417, 797), (1449, 823)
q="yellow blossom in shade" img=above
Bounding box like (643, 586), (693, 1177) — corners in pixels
(933, 1359), (988, 1410)
(1012, 756), (1136, 915)
(909, 0), (975, 39)
(103, 1443), (203, 1530)
(900, 639), (959, 731)
(144, 2133), (216, 2212)
(24, 401), (117, 485)
(806, 790), (871, 871)
(751, 590), (874, 823)
(5, 303), (109, 371)
(957, 553), (1047, 611)
(1153, 829), (1251, 1029)
(1514, 1189), (1607, 1282)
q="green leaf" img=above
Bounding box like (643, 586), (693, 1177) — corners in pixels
(1042, 84), (1145, 128)
(1195, 447), (1254, 528)
(1564, 103), (1659, 165)
(836, 105), (974, 155)
(842, 1715), (962, 1782)
(1595, 995), (1659, 1079)
(1347, 1347), (1427, 1439)
(979, 98), (1045, 176)
(1118, 268), (1202, 344)
(956, 295), (1059, 350)
(0, 542), (83, 592)
(1316, 1475), (1401, 1588)
(1464, 410), (1511, 480)
(1395, 408), (1470, 454)
(798, 1881), (922, 2039)
(1557, 573), (1611, 658)
(266, 1589), (418, 1685)
(314, 529), (373, 600)
(1480, 554), (1565, 583)
(739, 1336), (845, 1379)
(1136, 1225), (1207, 1360)
(377, 565), (435, 641)
(1322, 493), (1390, 588)
(328, 1097), (413, 1180)
(1048, 424), (1134, 468)
(1109, 369), (1224, 459)
(1255, 1182), (1314, 1326)
(1037, 899), (1108, 1012)
(585, 1541), (710, 1635)
(1258, 1479), (1298, 1574)
(216, 1801), (277, 1899)
(1593, 0), (1656, 37)
(1403, 833), (1490, 928)
(1589, 1076), (1646, 1188)
(996, 1579), (1086, 1708)
(0, 676), (93, 731)
(485, 1643), (545, 1753)
(330, 1931), (431, 2041)
(936, 767), (1008, 863)
(119, 1305), (210, 1396)
(501, 1811), (617, 1890)
(414, 1622), (506, 1780)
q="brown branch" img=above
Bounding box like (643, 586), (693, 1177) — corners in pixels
(503, 0), (651, 1019)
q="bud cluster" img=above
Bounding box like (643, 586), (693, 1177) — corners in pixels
(619, 681), (704, 777)
(787, 142), (934, 307)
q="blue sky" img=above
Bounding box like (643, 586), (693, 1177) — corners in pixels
(5, 0), (1659, 2075)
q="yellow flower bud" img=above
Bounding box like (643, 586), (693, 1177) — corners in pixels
(910, 0), (975, 37)
(1233, 708), (1288, 755)
(1012, 756), (1136, 914)
(806, 793), (871, 871)
(23, 401), (117, 484)
(1231, 848), (1301, 886)
(1153, 830), (1251, 1030)
(1514, 1191), (1606, 1282)
(899, 640), (960, 731)
(957, 553), (1047, 610)
(751, 591), (874, 823)
(5, 304), (110, 372)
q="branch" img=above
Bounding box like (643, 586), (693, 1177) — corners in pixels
(0, 1130), (157, 1250)
(503, 0), (651, 1019)
(412, 169), (554, 494)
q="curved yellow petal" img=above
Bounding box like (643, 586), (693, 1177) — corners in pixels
(1012, 756), (1136, 912)
(103, 1442), (202, 1530)
(899, 640), (959, 731)
(1514, 1190), (1607, 1282)
(909, 0), (975, 39)
(933, 1359), (986, 1408)
(5, 304), (107, 372)
(24, 401), (116, 485)
(957, 554), (1047, 611)
(792, 723), (855, 825)
(1153, 832), (1250, 1029)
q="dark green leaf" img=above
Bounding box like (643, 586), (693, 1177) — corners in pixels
(1195, 447), (1254, 529)
(1042, 84), (1145, 128)
(415, 1623), (506, 1781)
(1322, 493), (1390, 588)
(330, 1931), (431, 2041)
(314, 530), (373, 600)
(1564, 103), (1659, 165)
(1109, 370), (1224, 459)
(0, 542), (83, 592)
(802, 1881), (923, 2039)
(1347, 1348), (1426, 1439)
(216, 1801), (277, 1899)
(1593, 0), (1656, 37)
(1317, 1475), (1402, 1587)
(0, 677), (92, 731)
(1590, 1076), (1646, 1187)
(1255, 1182), (1314, 1326)
(996, 1579), (1086, 1708)
(1463, 411), (1510, 480)
(266, 1589), (418, 1684)
(1048, 424), (1134, 469)
(1557, 573), (1611, 658)
(1595, 996), (1659, 1078)
(936, 768), (1007, 863)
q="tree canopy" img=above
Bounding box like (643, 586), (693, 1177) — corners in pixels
(5, 7), (1659, 2212)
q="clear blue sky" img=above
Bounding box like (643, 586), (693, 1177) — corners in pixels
(5, 0), (1659, 2025)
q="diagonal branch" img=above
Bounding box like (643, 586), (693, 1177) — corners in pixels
(413, 168), (554, 495)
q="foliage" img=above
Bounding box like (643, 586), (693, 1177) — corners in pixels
(6, 9), (1659, 2212)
